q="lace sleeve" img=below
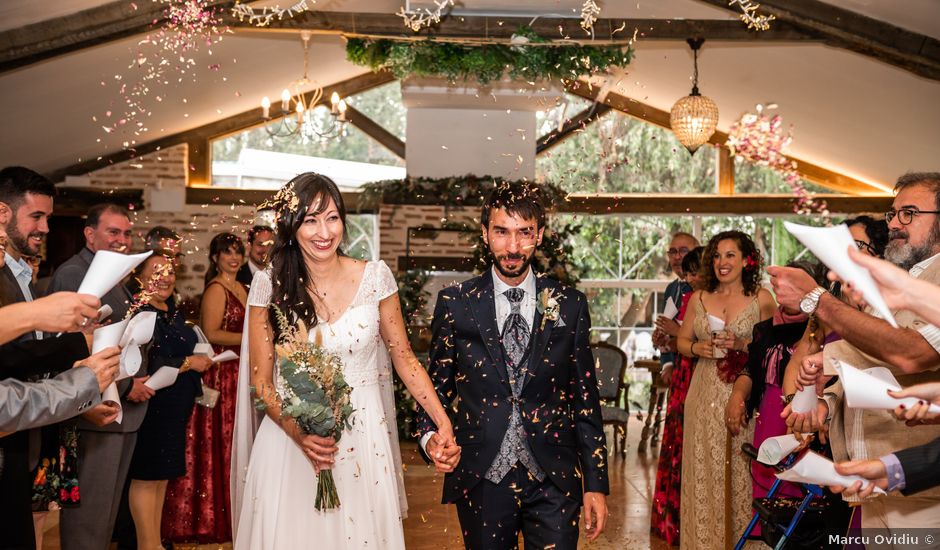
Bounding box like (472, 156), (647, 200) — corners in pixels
(375, 260), (399, 301)
(247, 269), (272, 308)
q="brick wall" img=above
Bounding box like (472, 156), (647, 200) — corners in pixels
(72, 144), (260, 298)
(379, 204), (479, 271)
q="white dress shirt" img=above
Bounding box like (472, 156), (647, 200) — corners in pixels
(421, 266), (537, 453)
(8, 255), (41, 339)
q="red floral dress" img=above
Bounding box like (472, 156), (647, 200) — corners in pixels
(162, 282), (245, 543)
(651, 292), (694, 546)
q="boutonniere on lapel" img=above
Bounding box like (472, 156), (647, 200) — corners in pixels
(536, 288), (563, 330)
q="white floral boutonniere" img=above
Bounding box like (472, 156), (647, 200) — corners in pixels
(536, 288), (563, 330)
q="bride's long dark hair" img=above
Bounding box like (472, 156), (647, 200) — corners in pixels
(267, 172), (347, 330)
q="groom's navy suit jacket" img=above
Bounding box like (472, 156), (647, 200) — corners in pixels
(418, 269), (609, 503)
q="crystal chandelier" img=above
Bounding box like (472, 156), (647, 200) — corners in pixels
(670, 38), (719, 154)
(260, 31), (348, 141)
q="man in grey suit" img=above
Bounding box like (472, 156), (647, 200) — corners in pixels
(47, 203), (156, 550)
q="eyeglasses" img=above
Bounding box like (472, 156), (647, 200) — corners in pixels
(854, 240), (877, 256)
(885, 208), (940, 226)
(667, 247), (690, 257)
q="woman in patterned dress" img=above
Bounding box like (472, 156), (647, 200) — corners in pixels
(676, 231), (777, 550)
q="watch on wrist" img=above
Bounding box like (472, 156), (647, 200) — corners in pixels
(799, 287), (827, 314)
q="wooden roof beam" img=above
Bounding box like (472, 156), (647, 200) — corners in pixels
(697, 0), (940, 81)
(0, 0), (234, 75)
(536, 104), (612, 155)
(560, 193), (891, 216)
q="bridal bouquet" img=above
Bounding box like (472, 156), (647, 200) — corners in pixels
(262, 306), (355, 510)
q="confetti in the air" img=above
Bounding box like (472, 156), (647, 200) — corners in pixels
(580, 0), (601, 38)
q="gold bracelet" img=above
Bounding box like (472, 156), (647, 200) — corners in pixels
(180, 357), (191, 372)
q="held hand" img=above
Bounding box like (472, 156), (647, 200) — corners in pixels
(426, 430), (461, 473)
(714, 330), (745, 352)
(830, 460), (888, 498)
(75, 346), (120, 393)
(660, 364), (674, 386)
(127, 377), (156, 402)
(725, 396), (747, 436)
(582, 492), (608, 542)
(655, 316), (681, 338)
(31, 292), (101, 333)
(299, 434), (338, 472)
(81, 402), (120, 426)
(796, 352), (825, 391)
(767, 266), (818, 311)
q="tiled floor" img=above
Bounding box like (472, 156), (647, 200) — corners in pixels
(44, 418), (673, 549)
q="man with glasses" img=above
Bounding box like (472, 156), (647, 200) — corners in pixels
(652, 232), (699, 385)
(770, 172), (940, 545)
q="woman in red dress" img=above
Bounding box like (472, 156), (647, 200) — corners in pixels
(163, 232), (247, 543)
(651, 247), (704, 545)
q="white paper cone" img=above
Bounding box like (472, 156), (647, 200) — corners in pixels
(757, 434), (801, 465)
(662, 297), (679, 320)
(783, 222), (898, 327)
(145, 366), (179, 390)
(77, 250), (153, 299)
(211, 350), (239, 364)
(777, 450), (885, 493)
(117, 346), (142, 380)
(193, 343), (213, 356)
(101, 382), (123, 424)
(92, 319), (129, 353)
(120, 312), (157, 348)
(835, 360), (940, 413)
(791, 387), (818, 414)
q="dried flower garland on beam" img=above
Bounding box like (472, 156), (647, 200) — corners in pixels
(728, 0), (776, 31)
(231, 0), (313, 27)
(397, 0), (455, 32)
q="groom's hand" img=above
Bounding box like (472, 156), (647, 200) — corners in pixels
(583, 492), (608, 542)
(426, 432), (461, 473)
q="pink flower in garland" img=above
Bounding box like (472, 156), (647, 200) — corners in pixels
(727, 105), (830, 221)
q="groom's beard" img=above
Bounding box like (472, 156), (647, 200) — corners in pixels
(492, 251), (535, 279)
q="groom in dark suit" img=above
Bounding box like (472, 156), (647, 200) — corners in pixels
(417, 182), (609, 549)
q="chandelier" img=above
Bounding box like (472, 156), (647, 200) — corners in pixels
(260, 31), (348, 141)
(670, 38), (719, 154)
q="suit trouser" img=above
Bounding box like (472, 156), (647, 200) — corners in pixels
(60, 430), (137, 550)
(860, 496), (940, 550)
(0, 433), (35, 550)
(455, 464), (581, 550)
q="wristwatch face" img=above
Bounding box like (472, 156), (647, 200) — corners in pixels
(799, 294), (815, 314)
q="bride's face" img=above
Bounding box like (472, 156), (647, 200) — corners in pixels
(296, 196), (344, 262)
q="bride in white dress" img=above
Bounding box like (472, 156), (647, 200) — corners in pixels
(230, 173), (459, 549)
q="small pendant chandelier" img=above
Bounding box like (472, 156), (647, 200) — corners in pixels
(670, 38), (719, 154)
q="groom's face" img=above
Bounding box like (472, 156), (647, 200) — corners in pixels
(482, 208), (544, 280)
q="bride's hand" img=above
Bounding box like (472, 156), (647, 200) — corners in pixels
(298, 434), (338, 472)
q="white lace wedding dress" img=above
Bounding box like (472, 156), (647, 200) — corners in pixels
(232, 260), (408, 549)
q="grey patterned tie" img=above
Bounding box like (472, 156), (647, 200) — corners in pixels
(485, 286), (544, 484)
(500, 287), (530, 371)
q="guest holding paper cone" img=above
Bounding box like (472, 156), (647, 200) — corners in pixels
(164, 232), (247, 543)
(127, 252), (212, 550)
(775, 172), (940, 545)
(675, 231), (776, 550)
